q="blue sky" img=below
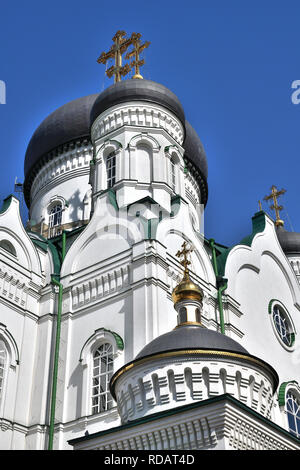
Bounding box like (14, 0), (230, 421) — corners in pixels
(0, 0), (299, 246)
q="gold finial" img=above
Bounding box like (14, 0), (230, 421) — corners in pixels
(258, 200), (262, 211)
(175, 241), (193, 280)
(263, 185), (286, 227)
(125, 32), (150, 79)
(172, 242), (203, 306)
(97, 30), (133, 83)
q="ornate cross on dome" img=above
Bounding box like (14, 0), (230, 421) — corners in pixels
(97, 31), (133, 83)
(176, 241), (194, 279)
(125, 33), (150, 79)
(264, 185), (286, 227)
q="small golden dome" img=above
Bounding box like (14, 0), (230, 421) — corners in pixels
(172, 276), (203, 305)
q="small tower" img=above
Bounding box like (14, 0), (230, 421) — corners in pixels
(110, 241), (278, 430)
(172, 241), (204, 325)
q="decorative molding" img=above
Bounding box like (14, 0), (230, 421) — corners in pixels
(184, 170), (201, 208)
(128, 133), (160, 151)
(91, 103), (184, 145)
(114, 356), (275, 424)
(30, 143), (93, 203)
(71, 265), (130, 311)
(228, 415), (289, 450)
(0, 264), (28, 308)
(70, 396), (300, 450)
(90, 416), (217, 450)
(278, 380), (300, 407)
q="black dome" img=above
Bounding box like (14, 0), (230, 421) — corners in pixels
(110, 324), (279, 398)
(23, 94), (99, 206)
(90, 79), (185, 126)
(184, 121), (208, 179)
(24, 94), (99, 178)
(277, 225), (300, 255)
(23, 81), (208, 207)
(135, 324), (248, 360)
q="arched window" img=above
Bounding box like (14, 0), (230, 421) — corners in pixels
(48, 203), (62, 238)
(179, 307), (187, 323)
(286, 391), (300, 438)
(0, 240), (16, 257)
(0, 340), (7, 407)
(195, 308), (201, 324)
(91, 343), (114, 414)
(106, 152), (116, 189)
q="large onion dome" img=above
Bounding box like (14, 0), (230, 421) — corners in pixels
(23, 80), (209, 207)
(90, 79), (185, 126)
(23, 94), (99, 207)
(277, 225), (300, 256)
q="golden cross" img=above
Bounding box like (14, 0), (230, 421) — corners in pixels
(125, 33), (150, 79)
(97, 31), (133, 83)
(263, 185), (286, 227)
(176, 241), (194, 279)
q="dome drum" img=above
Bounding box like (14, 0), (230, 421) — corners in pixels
(111, 346), (278, 424)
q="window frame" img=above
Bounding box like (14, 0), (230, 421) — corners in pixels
(0, 240), (17, 257)
(170, 157), (176, 193)
(79, 328), (124, 418)
(106, 151), (116, 189)
(0, 339), (8, 412)
(286, 390), (300, 438)
(268, 299), (296, 351)
(278, 381), (300, 439)
(91, 342), (114, 415)
(47, 198), (66, 238)
(0, 329), (19, 419)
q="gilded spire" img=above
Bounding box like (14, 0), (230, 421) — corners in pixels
(263, 185), (286, 227)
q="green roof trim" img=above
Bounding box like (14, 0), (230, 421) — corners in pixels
(108, 189), (119, 211)
(28, 232), (61, 275)
(79, 328), (124, 362)
(31, 238), (48, 253)
(217, 211), (266, 277)
(170, 194), (181, 217)
(68, 393), (300, 447)
(105, 329), (124, 351)
(204, 237), (228, 255)
(278, 381), (299, 407)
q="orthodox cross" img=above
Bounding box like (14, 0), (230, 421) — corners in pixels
(125, 33), (150, 79)
(97, 31), (133, 83)
(176, 241), (194, 279)
(263, 185), (286, 226)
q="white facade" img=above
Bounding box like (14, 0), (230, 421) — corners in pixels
(0, 81), (300, 451)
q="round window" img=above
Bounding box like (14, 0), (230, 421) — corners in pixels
(271, 302), (295, 349)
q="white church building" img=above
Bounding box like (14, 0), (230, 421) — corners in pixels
(0, 33), (300, 451)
